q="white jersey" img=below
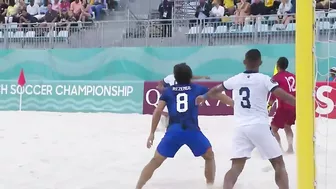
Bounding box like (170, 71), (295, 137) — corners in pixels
(163, 74), (176, 87)
(223, 71), (279, 127)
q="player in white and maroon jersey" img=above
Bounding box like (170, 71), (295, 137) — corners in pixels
(197, 49), (295, 189)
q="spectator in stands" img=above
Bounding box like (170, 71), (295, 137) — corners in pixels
(91, 0), (106, 20)
(276, 0), (292, 29)
(6, 0), (18, 17)
(78, 0), (91, 21)
(52, 0), (60, 12)
(210, 0), (224, 23)
(234, 0), (250, 26)
(158, 0), (172, 37)
(0, 0), (8, 23)
(290, 0), (295, 13)
(195, 0), (211, 21)
(264, 0), (280, 14)
(19, 8), (38, 26)
(246, 0), (264, 24)
(316, 0), (330, 9)
(40, 0), (48, 14)
(58, 10), (76, 30)
(223, 0), (235, 15)
(40, 2), (59, 26)
(70, 0), (82, 20)
(60, 0), (70, 13)
(27, 0), (40, 16)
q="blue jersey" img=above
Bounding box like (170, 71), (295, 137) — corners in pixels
(159, 83), (208, 130)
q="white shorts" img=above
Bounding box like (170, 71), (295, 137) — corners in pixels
(231, 124), (282, 160)
(163, 106), (168, 113)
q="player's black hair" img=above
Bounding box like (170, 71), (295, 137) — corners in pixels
(277, 57), (289, 70)
(245, 49), (261, 62)
(244, 49), (262, 68)
(174, 63), (192, 84)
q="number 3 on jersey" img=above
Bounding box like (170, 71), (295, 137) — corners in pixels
(176, 93), (188, 112)
(239, 87), (251, 109)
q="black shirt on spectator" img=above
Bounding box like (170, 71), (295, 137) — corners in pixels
(0, 3), (8, 14)
(45, 10), (58, 22)
(250, 2), (265, 15)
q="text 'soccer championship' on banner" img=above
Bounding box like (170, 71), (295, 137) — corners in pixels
(0, 81), (144, 113)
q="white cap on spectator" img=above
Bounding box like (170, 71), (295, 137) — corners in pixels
(330, 67), (336, 73)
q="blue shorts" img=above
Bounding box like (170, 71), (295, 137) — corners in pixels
(157, 124), (212, 158)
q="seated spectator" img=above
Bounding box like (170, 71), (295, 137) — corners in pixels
(70, 0), (82, 20)
(6, 0), (18, 17)
(195, 0), (211, 20)
(0, 0), (8, 23)
(209, 0), (224, 22)
(78, 0), (91, 21)
(264, 0), (280, 14)
(290, 0), (295, 13)
(60, 0), (70, 13)
(316, 0), (330, 9)
(276, 0), (292, 29)
(246, 0), (264, 24)
(40, 2), (59, 26)
(52, 0), (60, 12)
(223, 0), (235, 15)
(234, 0), (250, 26)
(58, 10), (76, 30)
(90, 0), (106, 20)
(40, 0), (48, 14)
(27, 0), (40, 16)
(19, 8), (38, 26)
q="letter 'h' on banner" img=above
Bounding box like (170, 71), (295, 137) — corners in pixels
(17, 69), (26, 111)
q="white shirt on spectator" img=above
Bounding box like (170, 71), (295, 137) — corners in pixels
(210, 5), (225, 17)
(27, 4), (40, 15)
(277, 1), (292, 15)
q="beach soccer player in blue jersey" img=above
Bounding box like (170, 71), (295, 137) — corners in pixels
(156, 63), (210, 130)
(136, 63), (234, 189)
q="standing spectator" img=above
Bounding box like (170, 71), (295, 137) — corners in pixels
(158, 0), (172, 37)
(78, 0), (91, 21)
(223, 0), (235, 15)
(60, 0), (70, 13)
(91, 0), (106, 20)
(0, 0), (8, 23)
(276, 0), (292, 29)
(234, 0), (250, 26)
(52, 0), (60, 12)
(27, 0), (40, 16)
(210, 0), (224, 23)
(70, 0), (81, 20)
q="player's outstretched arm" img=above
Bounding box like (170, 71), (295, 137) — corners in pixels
(214, 93), (234, 107)
(272, 88), (296, 106)
(196, 84), (225, 105)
